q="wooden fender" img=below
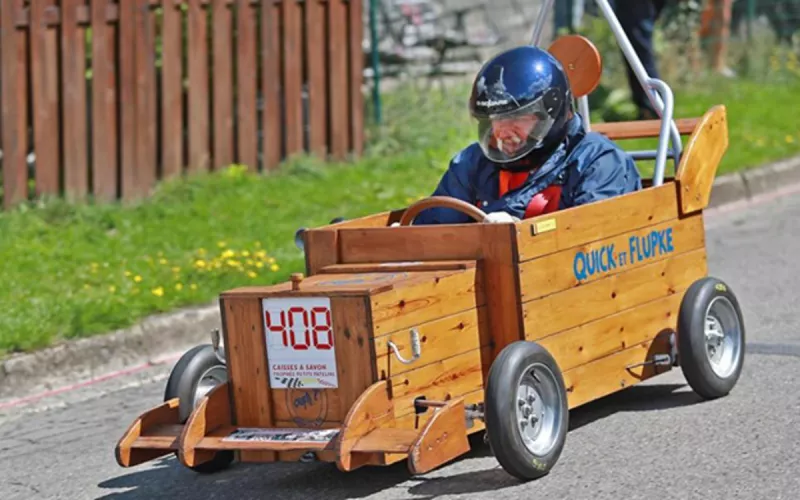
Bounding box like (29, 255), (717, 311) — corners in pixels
(335, 380), (395, 472)
(408, 398), (471, 475)
(115, 398), (183, 467)
(177, 382), (233, 468)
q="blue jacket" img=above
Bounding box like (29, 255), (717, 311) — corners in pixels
(413, 114), (642, 225)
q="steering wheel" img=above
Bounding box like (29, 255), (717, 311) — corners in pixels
(398, 196), (490, 226)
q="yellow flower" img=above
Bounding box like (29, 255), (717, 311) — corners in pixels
(221, 249), (235, 259)
(190, 283), (198, 290)
(195, 260), (207, 268)
(197, 248), (207, 256)
(108, 285), (116, 293)
(159, 258), (168, 265)
(268, 257), (276, 264)
(124, 270), (132, 277)
(255, 250), (267, 260)
(217, 241), (227, 248)
(256, 262), (264, 268)
(175, 283), (183, 291)
(786, 135), (795, 143)
(270, 263), (280, 272)
(134, 275), (143, 283)
(241, 250), (250, 257)
(227, 260), (241, 267)
(172, 266), (181, 273)
(152, 287), (164, 297)
(247, 271), (257, 278)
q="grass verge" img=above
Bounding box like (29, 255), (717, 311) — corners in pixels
(2, 75), (799, 356)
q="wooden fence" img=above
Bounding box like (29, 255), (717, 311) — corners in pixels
(0, 0), (364, 209)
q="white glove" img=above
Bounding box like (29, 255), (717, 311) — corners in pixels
(390, 222), (401, 227)
(485, 211), (519, 224)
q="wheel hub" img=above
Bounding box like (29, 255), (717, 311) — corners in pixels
(703, 296), (743, 379)
(515, 364), (562, 456)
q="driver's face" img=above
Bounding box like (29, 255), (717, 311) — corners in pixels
(490, 115), (540, 156)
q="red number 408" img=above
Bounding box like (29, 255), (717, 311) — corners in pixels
(264, 306), (334, 350)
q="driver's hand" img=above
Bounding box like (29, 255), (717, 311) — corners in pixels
(485, 211), (519, 223)
(390, 222), (400, 227)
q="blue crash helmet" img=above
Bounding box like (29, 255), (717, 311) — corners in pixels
(468, 45), (573, 165)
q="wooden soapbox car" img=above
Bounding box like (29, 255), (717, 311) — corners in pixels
(114, 2), (746, 481)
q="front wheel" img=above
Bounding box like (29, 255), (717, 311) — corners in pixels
(484, 341), (569, 481)
(677, 277), (745, 400)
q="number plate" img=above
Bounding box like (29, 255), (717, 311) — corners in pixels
(262, 297), (338, 389)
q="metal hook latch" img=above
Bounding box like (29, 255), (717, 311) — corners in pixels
(387, 327), (422, 365)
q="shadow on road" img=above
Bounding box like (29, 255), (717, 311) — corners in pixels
(96, 383), (704, 499)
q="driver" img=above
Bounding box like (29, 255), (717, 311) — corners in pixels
(412, 45), (642, 225)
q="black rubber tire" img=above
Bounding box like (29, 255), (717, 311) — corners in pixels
(484, 341), (569, 481)
(677, 276), (746, 400)
(163, 344), (226, 423)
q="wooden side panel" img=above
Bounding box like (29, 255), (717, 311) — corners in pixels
(389, 348), (484, 419)
(373, 306), (488, 379)
(161, 0), (183, 179)
(30, 0), (60, 197)
(563, 332), (673, 409)
(517, 184), (681, 262)
(592, 117), (700, 140)
(524, 248), (707, 340)
(178, 382), (233, 467)
(221, 297), (276, 462)
(187, 0), (210, 172)
(261, 0), (282, 170)
(270, 296), (375, 425)
(539, 293), (681, 373)
(236, 0), (258, 170)
(519, 215), (706, 301)
(91, 0), (119, 200)
(370, 268), (483, 336)
(407, 398), (470, 475)
(675, 105), (729, 214)
(212, 0), (234, 169)
(304, 229), (339, 275)
(62, 0), (89, 199)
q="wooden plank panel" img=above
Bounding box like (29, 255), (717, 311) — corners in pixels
(338, 225), (485, 264)
(161, 0), (183, 179)
(118, 0), (138, 199)
(62, 0), (89, 199)
(517, 184), (680, 262)
(283, 0), (304, 155)
(373, 306), (487, 378)
(539, 293), (681, 373)
(394, 388), (485, 432)
(348, 0), (364, 155)
(91, 0), (119, 200)
(370, 268), (483, 336)
(262, 0), (283, 170)
(304, 229), (339, 275)
(389, 348), (484, 418)
(305, 0), (327, 156)
(321, 260), (476, 274)
(592, 117), (699, 140)
(327, 0), (349, 159)
(563, 332), (673, 409)
(212, 0), (234, 169)
(519, 214), (706, 301)
(221, 297), (276, 462)
(187, 0), (210, 172)
(133, 0), (157, 195)
(30, 0), (60, 197)
(236, 0), (258, 170)
(270, 297), (375, 424)
(524, 248), (707, 340)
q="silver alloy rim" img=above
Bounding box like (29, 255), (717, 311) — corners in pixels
(704, 296), (742, 378)
(193, 365), (228, 409)
(515, 362), (563, 456)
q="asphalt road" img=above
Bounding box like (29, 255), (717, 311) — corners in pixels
(3, 190), (800, 500)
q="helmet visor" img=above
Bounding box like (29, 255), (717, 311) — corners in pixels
(475, 96), (556, 163)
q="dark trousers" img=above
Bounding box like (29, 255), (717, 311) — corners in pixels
(611, 0), (667, 118)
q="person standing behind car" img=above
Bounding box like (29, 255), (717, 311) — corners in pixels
(610, 0), (667, 120)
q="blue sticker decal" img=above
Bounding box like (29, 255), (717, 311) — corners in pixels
(573, 227), (675, 281)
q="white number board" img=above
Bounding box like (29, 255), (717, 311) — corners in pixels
(262, 296), (338, 389)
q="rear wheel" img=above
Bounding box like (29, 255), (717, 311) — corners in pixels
(484, 341), (569, 481)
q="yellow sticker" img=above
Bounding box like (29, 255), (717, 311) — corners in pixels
(532, 218), (557, 235)
(715, 283), (727, 293)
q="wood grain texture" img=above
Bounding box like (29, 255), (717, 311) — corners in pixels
(178, 382), (233, 467)
(675, 105), (729, 214)
(407, 398), (470, 475)
(592, 117), (700, 140)
(115, 398), (181, 467)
